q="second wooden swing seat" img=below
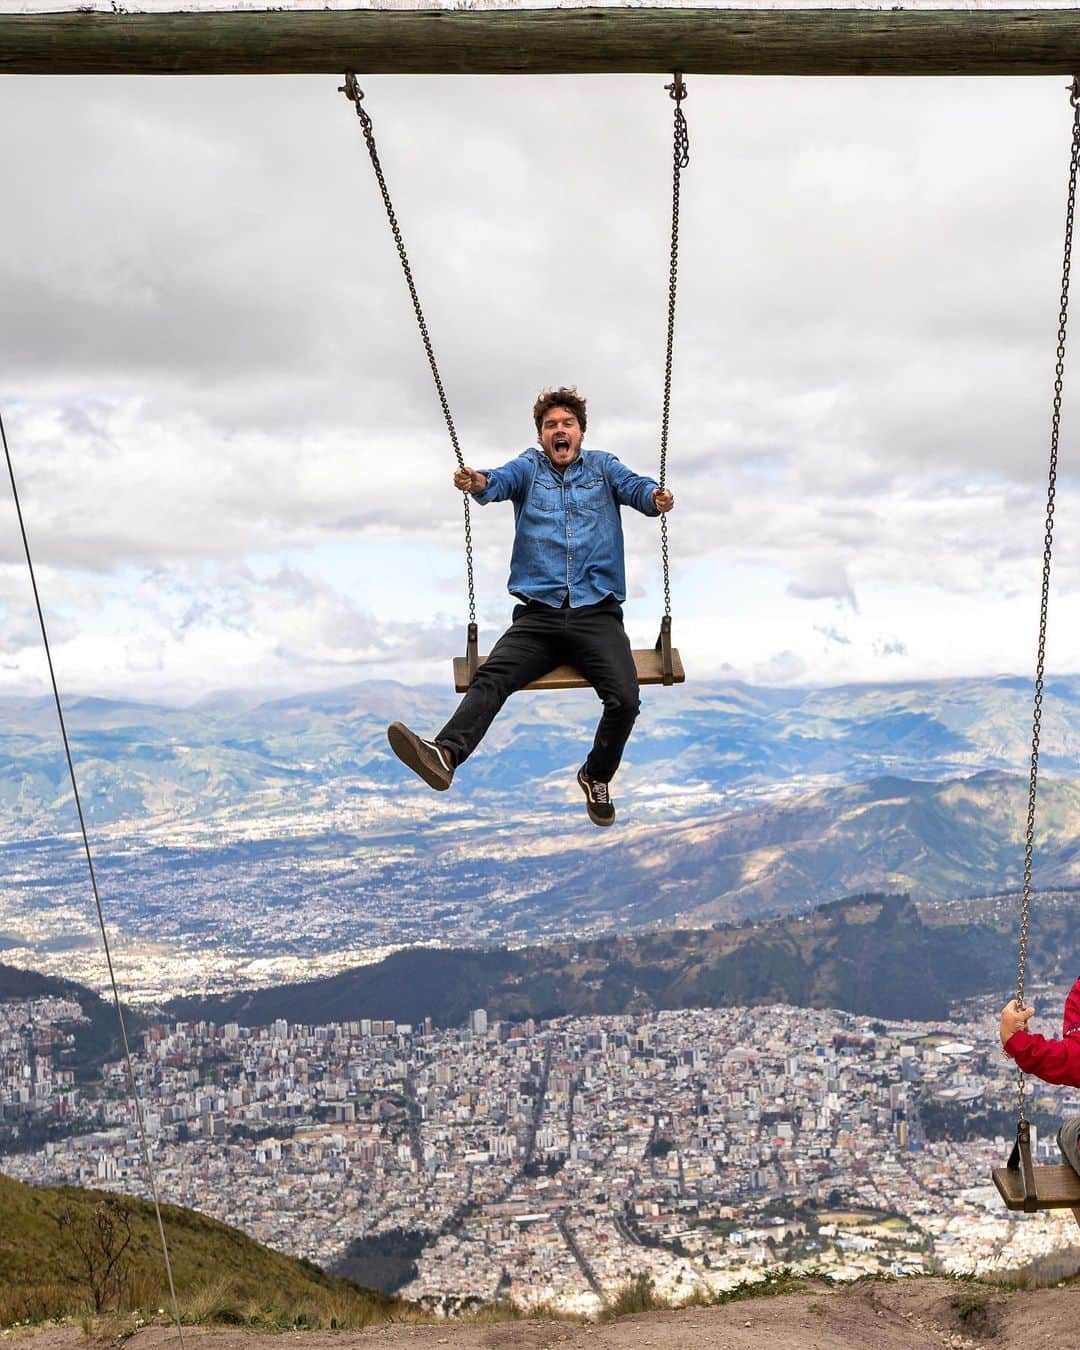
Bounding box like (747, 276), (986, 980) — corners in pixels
(993, 1164), (1080, 1211)
(992, 1122), (1080, 1226)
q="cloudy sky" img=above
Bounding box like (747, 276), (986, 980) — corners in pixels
(3, 3), (1080, 701)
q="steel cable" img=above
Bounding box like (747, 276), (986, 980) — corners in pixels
(0, 408), (186, 1347)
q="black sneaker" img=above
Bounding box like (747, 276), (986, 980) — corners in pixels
(387, 722), (454, 791)
(577, 765), (615, 827)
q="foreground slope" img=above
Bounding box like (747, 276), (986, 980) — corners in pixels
(0, 1172), (398, 1324)
(6, 1277), (1080, 1348)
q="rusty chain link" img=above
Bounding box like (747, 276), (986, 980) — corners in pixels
(1015, 76), (1080, 1123)
(341, 73), (476, 626)
(658, 74), (689, 620)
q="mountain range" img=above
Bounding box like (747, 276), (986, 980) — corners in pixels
(3, 672), (1080, 835)
(158, 888), (1074, 1026)
(3, 675), (1080, 987)
(0, 887), (1041, 1037)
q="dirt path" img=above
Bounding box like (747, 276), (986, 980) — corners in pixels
(3, 1278), (1075, 1350)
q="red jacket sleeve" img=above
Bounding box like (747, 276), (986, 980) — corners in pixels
(1006, 978), (1080, 1087)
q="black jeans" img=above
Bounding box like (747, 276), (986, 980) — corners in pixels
(437, 596), (640, 782)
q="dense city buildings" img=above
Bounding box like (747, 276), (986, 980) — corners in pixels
(4, 990), (1079, 1312)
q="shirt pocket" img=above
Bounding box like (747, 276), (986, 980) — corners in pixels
(530, 480), (563, 512)
(573, 475), (608, 512)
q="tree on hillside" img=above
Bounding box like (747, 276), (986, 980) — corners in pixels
(54, 1197), (133, 1312)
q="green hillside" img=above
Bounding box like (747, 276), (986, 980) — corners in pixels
(0, 1172), (402, 1328)
(0, 960), (144, 1080)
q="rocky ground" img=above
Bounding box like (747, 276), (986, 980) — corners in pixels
(3, 1278), (1077, 1350)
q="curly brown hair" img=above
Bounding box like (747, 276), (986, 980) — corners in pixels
(533, 387), (587, 436)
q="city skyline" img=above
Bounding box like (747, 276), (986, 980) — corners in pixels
(5, 988), (1076, 1310)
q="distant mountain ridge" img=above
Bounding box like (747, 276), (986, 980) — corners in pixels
(5, 676), (1080, 980)
(2, 673), (1080, 837)
(165, 890), (1060, 1026)
(7, 885), (1072, 1043)
(499, 768), (1080, 929)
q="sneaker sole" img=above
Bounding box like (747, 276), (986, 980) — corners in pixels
(577, 771), (615, 827)
(387, 722), (452, 791)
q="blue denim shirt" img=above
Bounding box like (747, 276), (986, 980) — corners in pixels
(473, 447), (660, 608)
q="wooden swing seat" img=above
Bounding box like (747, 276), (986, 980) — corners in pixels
(992, 1162), (1080, 1212)
(453, 645), (685, 694)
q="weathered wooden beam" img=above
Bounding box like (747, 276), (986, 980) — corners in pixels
(2, 8), (1080, 78)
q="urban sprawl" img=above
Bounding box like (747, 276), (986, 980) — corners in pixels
(3, 994), (1079, 1313)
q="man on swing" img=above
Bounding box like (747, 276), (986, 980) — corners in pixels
(387, 387), (675, 827)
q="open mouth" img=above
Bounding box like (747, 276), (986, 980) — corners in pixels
(554, 438), (571, 452)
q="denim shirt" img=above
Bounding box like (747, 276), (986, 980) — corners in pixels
(473, 446), (660, 608)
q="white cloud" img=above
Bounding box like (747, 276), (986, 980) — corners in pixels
(753, 649), (808, 685)
(788, 558), (858, 608)
(0, 69), (1077, 694)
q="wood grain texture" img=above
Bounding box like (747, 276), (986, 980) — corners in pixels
(992, 1163), (1080, 1211)
(453, 646), (686, 692)
(3, 9), (1080, 77)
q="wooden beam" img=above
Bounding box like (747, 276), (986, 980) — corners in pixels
(2, 8), (1080, 78)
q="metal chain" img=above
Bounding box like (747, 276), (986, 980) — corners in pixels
(0, 409), (186, 1349)
(340, 73), (476, 626)
(659, 74), (690, 620)
(1016, 75), (1080, 1123)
